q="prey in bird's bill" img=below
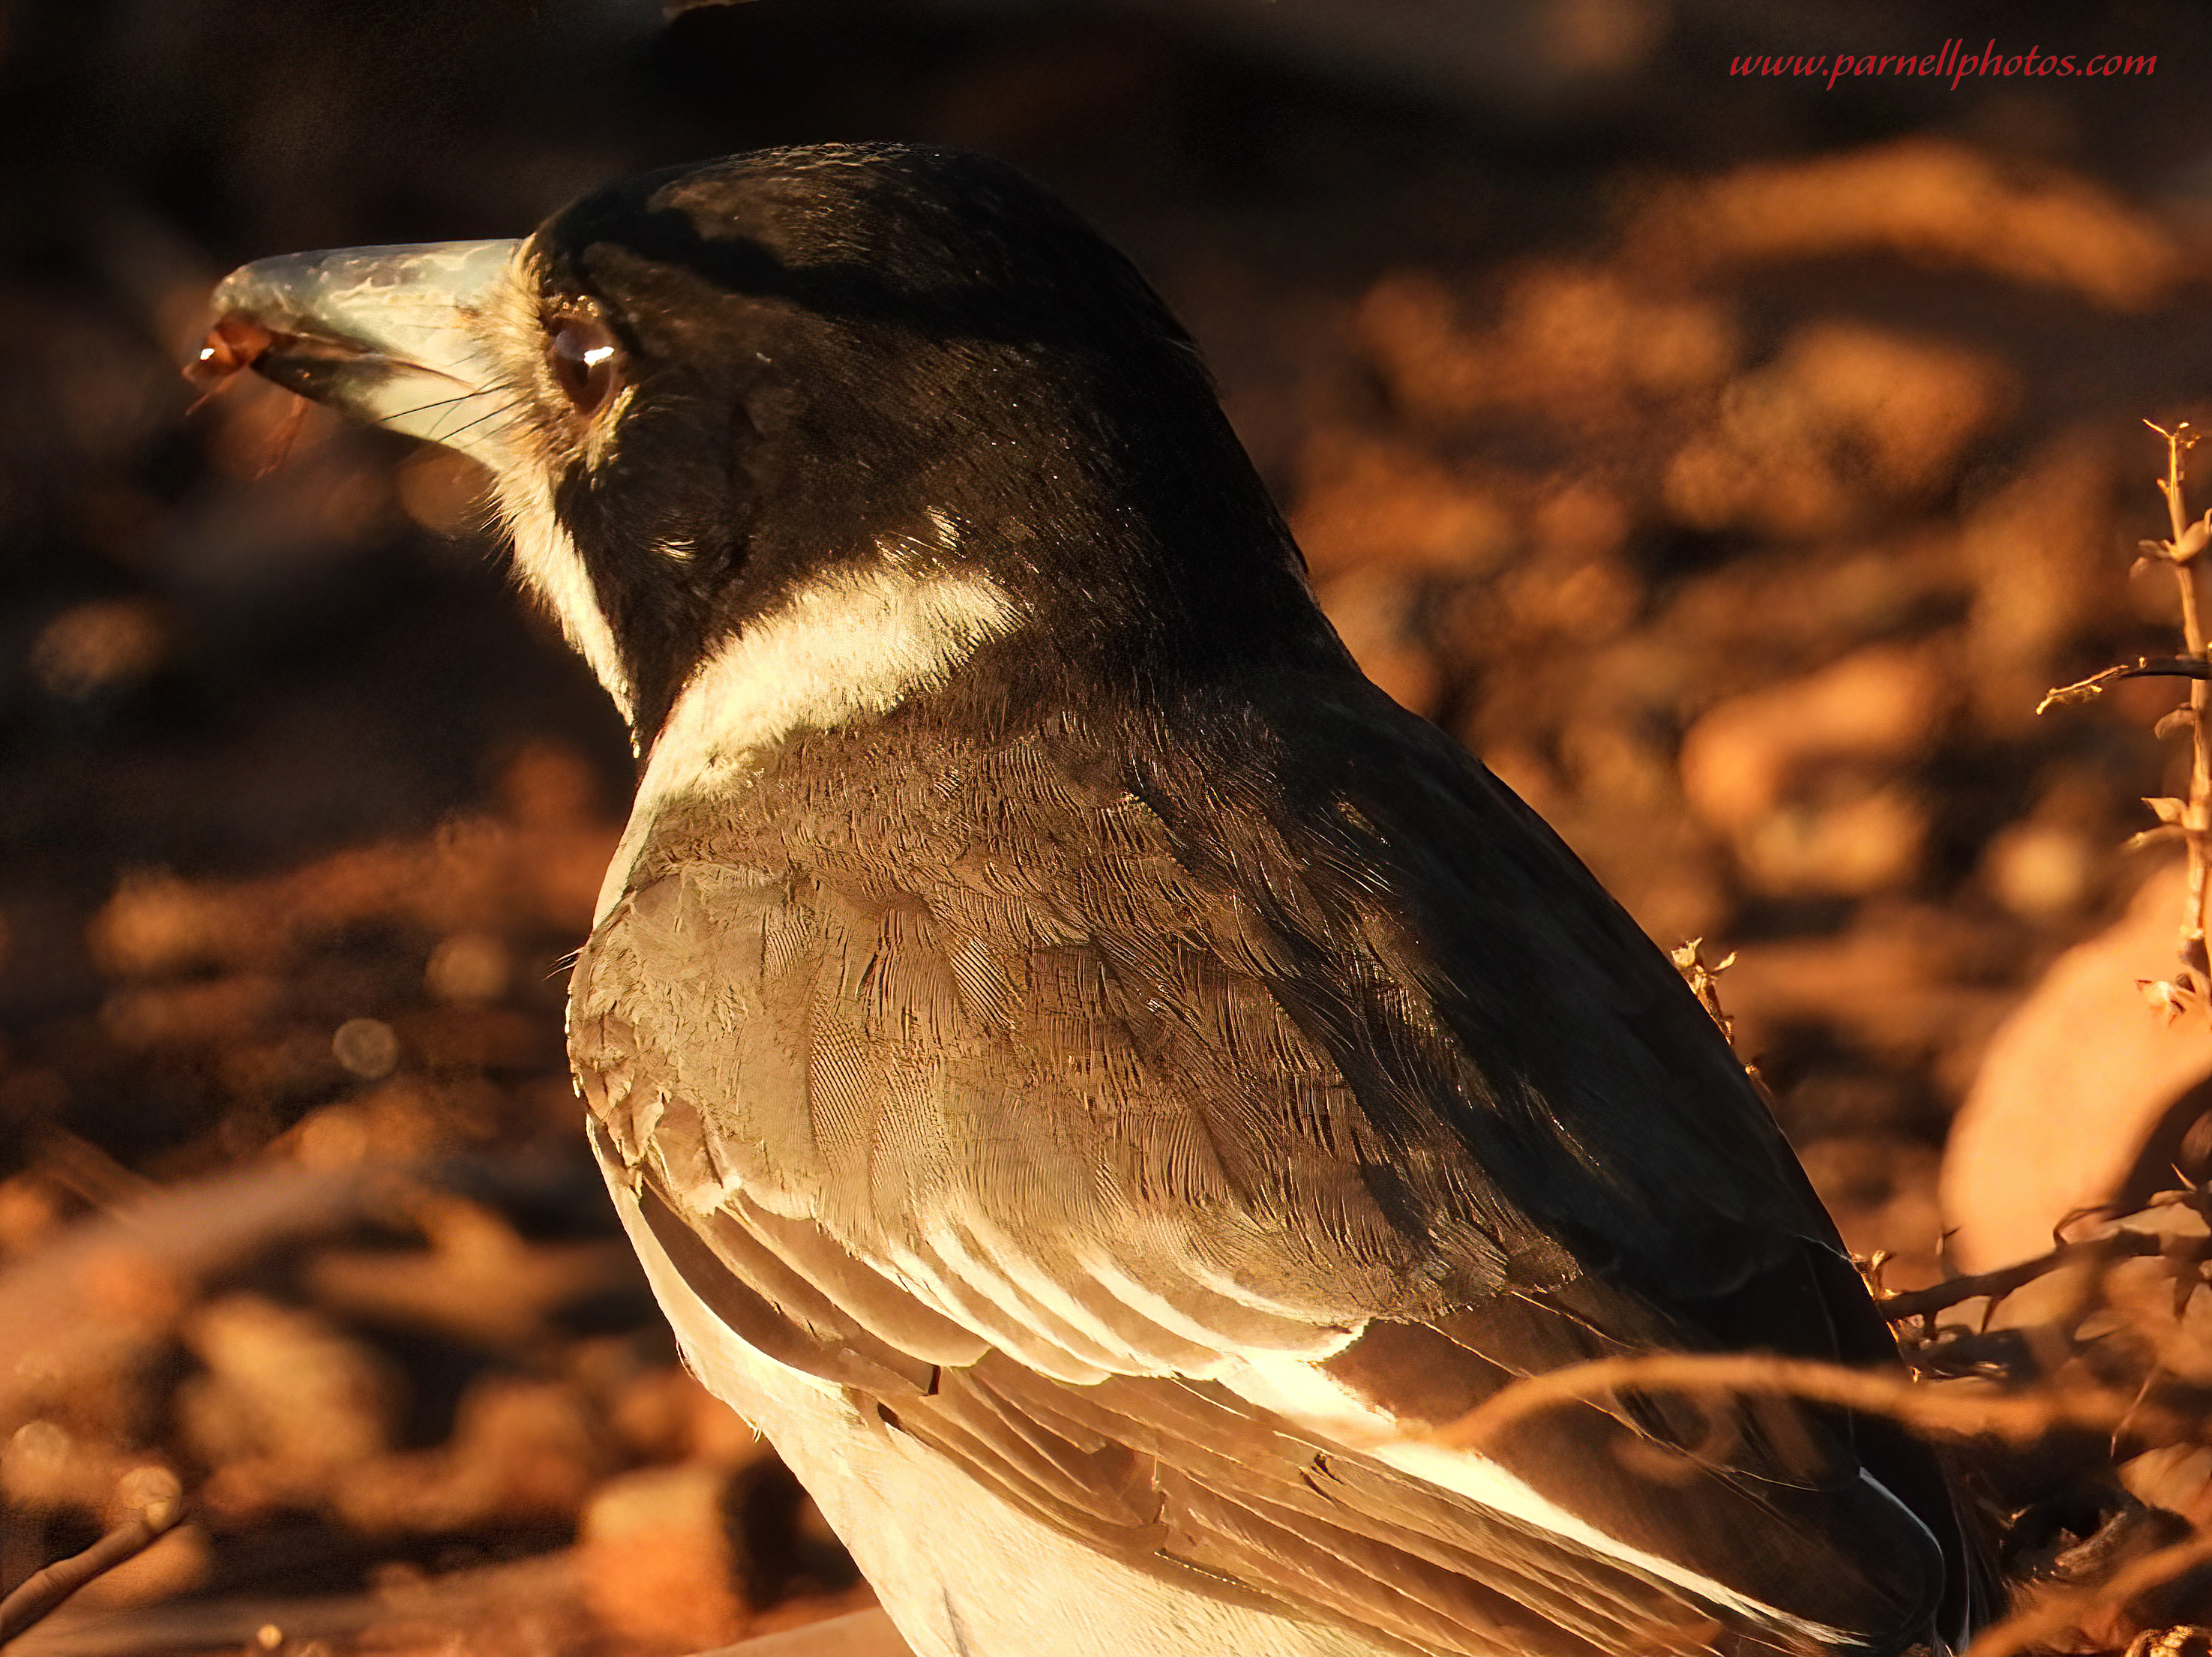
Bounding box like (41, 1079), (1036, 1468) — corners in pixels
(200, 144), (1986, 1657)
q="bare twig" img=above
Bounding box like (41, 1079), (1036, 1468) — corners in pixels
(1670, 935), (1783, 1110)
(1427, 1350), (2170, 1455)
(2139, 424), (2212, 1020)
(2040, 662), (2134, 712)
(1669, 938), (1739, 1044)
(0, 1468), (184, 1645)
(2038, 422), (2212, 1024)
(1876, 1224), (2172, 1323)
(2038, 657), (2212, 715)
(2121, 1630), (2212, 1657)
(2150, 421), (2212, 1023)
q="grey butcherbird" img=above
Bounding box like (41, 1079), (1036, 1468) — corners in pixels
(202, 143), (1982, 1657)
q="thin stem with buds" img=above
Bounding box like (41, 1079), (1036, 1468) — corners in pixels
(2041, 423), (2212, 1023)
(2154, 421), (2212, 1014)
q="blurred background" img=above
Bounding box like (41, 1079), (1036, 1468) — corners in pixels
(4, 0), (2212, 1650)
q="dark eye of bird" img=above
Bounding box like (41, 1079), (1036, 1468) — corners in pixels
(547, 313), (623, 418)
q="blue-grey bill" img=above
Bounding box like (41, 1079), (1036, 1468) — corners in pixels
(204, 238), (523, 464)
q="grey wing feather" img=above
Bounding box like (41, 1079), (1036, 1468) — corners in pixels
(568, 696), (1954, 1656)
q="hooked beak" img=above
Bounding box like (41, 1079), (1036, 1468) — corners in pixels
(199, 238), (523, 465)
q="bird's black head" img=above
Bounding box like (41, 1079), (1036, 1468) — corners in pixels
(205, 144), (1343, 750)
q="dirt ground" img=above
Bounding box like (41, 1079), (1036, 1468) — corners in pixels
(6, 1), (2212, 1652)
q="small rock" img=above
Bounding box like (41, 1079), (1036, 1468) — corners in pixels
(579, 1461), (746, 1652)
(1680, 645), (1947, 834)
(1984, 820), (2097, 920)
(1944, 862), (2212, 1270)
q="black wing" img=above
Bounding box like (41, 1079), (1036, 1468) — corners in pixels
(571, 673), (1961, 1656)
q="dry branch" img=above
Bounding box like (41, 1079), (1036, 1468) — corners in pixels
(2044, 423), (2212, 1023)
(1428, 1350), (2172, 1458)
(0, 1469), (184, 1645)
(1877, 1208), (2199, 1325)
